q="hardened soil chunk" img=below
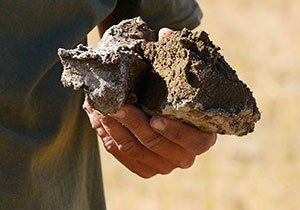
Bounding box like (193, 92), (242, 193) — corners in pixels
(58, 17), (260, 136)
(58, 17), (155, 114)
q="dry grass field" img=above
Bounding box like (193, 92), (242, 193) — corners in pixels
(88, 0), (300, 209)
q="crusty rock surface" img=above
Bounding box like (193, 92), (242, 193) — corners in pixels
(58, 17), (260, 136)
(58, 17), (155, 113)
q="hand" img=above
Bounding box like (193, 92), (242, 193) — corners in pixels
(83, 28), (217, 178)
(83, 102), (216, 178)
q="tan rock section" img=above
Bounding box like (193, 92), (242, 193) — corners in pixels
(58, 17), (260, 136)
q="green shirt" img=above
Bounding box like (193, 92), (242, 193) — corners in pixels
(0, 0), (202, 209)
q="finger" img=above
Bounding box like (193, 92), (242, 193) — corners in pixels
(100, 113), (176, 174)
(83, 101), (160, 178)
(98, 124), (158, 178)
(83, 100), (103, 130)
(158, 28), (174, 40)
(109, 105), (195, 168)
(150, 116), (217, 155)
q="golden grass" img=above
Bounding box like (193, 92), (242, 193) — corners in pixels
(88, 0), (300, 209)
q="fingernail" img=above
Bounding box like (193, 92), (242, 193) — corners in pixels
(110, 109), (126, 120)
(159, 28), (174, 39)
(105, 144), (112, 151)
(104, 140), (114, 151)
(151, 116), (166, 131)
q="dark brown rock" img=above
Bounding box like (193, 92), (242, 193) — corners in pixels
(58, 17), (260, 136)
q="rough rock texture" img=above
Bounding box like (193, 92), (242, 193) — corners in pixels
(58, 17), (155, 113)
(141, 29), (260, 136)
(58, 17), (260, 136)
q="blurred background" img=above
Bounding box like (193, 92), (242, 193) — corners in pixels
(88, 0), (300, 209)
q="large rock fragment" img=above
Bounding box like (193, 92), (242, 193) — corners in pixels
(58, 17), (155, 113)
(58, 17), (260, 136)
(141, 29), (260, 136)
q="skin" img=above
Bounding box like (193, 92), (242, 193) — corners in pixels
(83, 16), (217, 178)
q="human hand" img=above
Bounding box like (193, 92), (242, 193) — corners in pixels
(82, 28), (217, 178)
(83, 102), (216, 178)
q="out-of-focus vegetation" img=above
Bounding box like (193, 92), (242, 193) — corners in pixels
(88, 0), (300, 209)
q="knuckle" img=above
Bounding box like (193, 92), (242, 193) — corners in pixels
(125, 118), (140, 130)
(103, 139), (118, 155)
(100, 115), (114, 127)
(168, 128), (182, 141)
(119, 140), (138, 156)
(143, 134), (166, 151)
(111, 107), (141, 130)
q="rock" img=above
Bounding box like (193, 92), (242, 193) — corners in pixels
(58, 17), (155, 113)
(58, 17), (260, 136)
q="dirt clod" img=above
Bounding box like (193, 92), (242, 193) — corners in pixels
(58, 17), (260, 136)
